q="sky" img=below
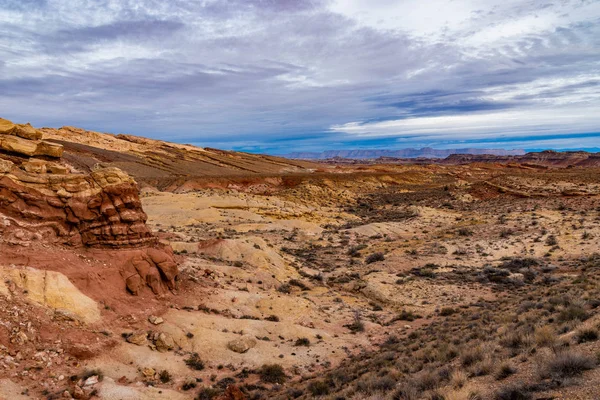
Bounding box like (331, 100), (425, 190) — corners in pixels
(0, 0), (599, 154)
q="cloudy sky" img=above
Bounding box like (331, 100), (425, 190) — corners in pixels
(1, 0), (599, 154)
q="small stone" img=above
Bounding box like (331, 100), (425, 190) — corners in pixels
(126, 332), (148, 346)
(16, 331), (28, 344)
(142, 367), (155, 378)
(83, 375), (98, 386)
(155, 332), (175, 352)
(72, 385), (85, 399)
(148, 315), (164, 325)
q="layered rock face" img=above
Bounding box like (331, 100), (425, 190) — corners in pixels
(0, 118), (63, 157)
(0, 161), (155, 247)
(0, 117), (177, 295)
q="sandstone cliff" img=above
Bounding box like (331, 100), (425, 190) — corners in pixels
(0, 117), (177, 295)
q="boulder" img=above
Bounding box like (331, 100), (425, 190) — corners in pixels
(47, 163), (69, 174)
(148, 315), (164, 325)
(141, 368), (155, 378)
(21, 159), (47, 174)
(0, 134), (38, 156)
(154, 332), (175, 352)
(0, 118), (15, 134)
(120, 249), (179, 295)
(14, 123), (42, 140)
(36, 141), (63, 158)
(227, 336), (257, 354)
(126, 332), (148, 346)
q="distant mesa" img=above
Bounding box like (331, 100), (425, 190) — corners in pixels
(283, 148), (526, 160)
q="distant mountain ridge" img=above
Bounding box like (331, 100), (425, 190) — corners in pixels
(284, 147), (526, 160)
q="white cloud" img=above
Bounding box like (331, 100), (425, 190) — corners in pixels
(331, 104), (600, 138)
(0, 0), (599, 151)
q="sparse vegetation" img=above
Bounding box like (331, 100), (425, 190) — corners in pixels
(259, 364), (287, 384)
(184, 353), (205, 371)
(294, 337), (311, 346)
(365, 252), (385, 264)
(541, 351), (596, 378)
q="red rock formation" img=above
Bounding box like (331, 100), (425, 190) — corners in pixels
(120, 248), (178, 295)
(216, 386), (247, 400)
(0, 162), (155, 247)
(0, 117), (178, 295)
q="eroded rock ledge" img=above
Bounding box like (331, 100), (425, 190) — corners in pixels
(0, 161), (155, 247)
(0, 117), (178, 295)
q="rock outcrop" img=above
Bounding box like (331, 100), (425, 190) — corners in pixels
(0, 118), (63, 158)
(120, 248), (178, 295)
(0, 117), (178, 295)
(0, 162), (155, 247)
(0, 266), (101, 324)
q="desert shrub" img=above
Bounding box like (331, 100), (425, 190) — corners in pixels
(483, 267), (510, 283)
(450, 369), (467, 389)
(534, 325), (556, 347)
(308, 380), (330, 396)
(288, 279), (309, 290)
(277, 283), (291, 294)
(428, 391), (446, 400)
(286, 388), (304, 398)
(557, 303), (589, 322)
(494, 383), (532, 400)
(496, 363), (516, 380)
(545, 235), (558, 246)
(259, 364), (287, 384)
(348, 244), (367, 257)
(440, 307), (456, 316)
(295, 337), (311, 346)
(412, 267), (436, 278)
(356, 375), (396, 393)
(196, 387), (221, 400)
(344, 311), (365, 333)
(182, 381), (197, 391)
(159, 370), (171, 383)
(457, 228), (473, 236)
(366, 252), (385, 264)
(576, 327), (599, 343)
(541, 351), (596, 378)
(216, 377), (236, 389)
(184, 353), (205, 371)
(500, 331), (531, 350)
(500, 258), (539, 271)
(460, 346), (484, 367)
(414, 370), (442, 391)
(394, 310), (420, 322)
(392, 383), (419, 400)
(469, 357), (494, 377)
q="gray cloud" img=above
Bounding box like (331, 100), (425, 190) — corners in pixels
(0, 0), (598, 152)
